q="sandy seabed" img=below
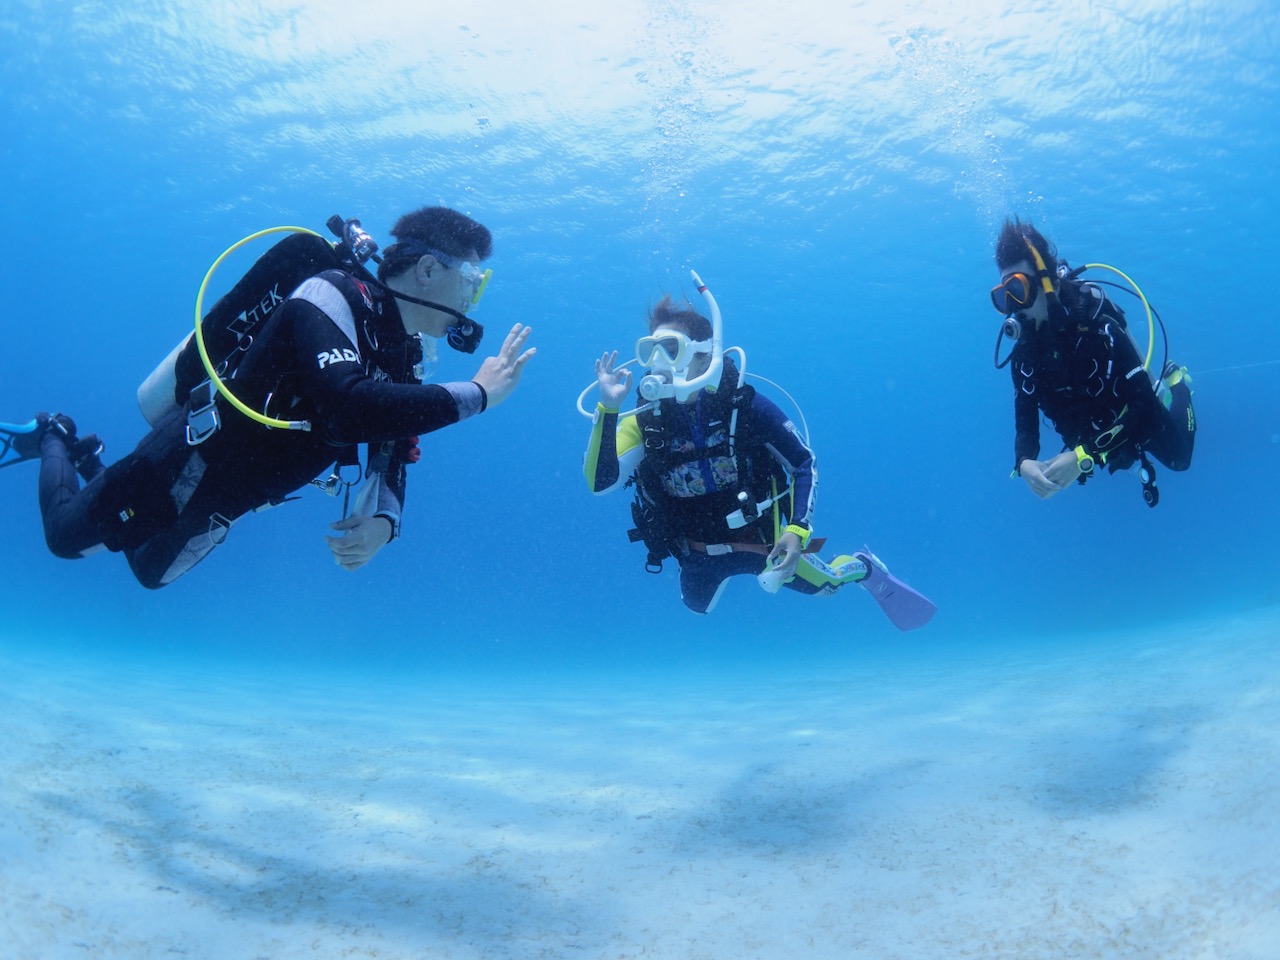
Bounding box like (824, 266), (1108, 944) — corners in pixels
(2, 612), (1278, 960)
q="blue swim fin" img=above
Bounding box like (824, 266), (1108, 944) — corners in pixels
(856, 549), (937, 631)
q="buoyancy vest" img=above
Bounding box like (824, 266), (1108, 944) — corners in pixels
(270, 269), (424, 490)
(1011, 279), (1139, 455)
(628, 356), (789, 555)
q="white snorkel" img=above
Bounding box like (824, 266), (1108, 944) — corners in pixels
(576, 269), (725, 418)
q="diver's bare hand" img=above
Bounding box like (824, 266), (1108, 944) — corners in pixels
(595, 350), (632, 410)
(326, 515), (393, 571)
(766, 530), (803, 580)
(1041, 450), (1084, 489)
(472, 324), (536, 409)
(1020, 454), (1075, 499)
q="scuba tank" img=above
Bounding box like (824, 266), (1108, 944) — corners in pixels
(137, 229), (345, 427)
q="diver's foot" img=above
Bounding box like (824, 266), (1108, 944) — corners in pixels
(68, 433), (105, 480)
(1158, 361), (1192, 408)
(10, 412), (77, 459)
(853, 548), (889, 578)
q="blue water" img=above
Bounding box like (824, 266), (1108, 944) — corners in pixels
(4, 2), (1279, 670)
(1, 3), (1277, 659)
(3, 3), (1279, 954)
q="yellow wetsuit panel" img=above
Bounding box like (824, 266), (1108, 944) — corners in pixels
(583, 405), (644, 492)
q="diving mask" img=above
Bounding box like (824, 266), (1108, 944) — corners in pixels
(454, 259), (491, 311)
(409, 245), (491, 353)
(426, 248), (492, 313)
(990, 271), (1037, 315)
(636, 330), (712, 371)
(398, 241), (493, 313)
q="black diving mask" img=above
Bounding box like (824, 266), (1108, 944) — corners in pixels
(991, 271), (1037, 315)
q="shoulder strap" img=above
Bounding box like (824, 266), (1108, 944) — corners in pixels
(290, 271), (363, 355)
(636, 399), (670, 454)
(726, 381), (755, 456)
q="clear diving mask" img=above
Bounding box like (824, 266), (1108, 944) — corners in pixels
(428, 250), (490, 354)
(636, 328), (715, 402)
(636, 331), (713, 371)
(387, 241), (493, 354)
(404, 244), (492, 313)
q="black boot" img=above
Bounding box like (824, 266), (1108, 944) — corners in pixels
(68, 433), (105, 481)
(10, 412), (77, 460)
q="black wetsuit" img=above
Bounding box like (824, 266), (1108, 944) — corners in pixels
(1009, 279), (1195, 476)
(37, 269), (486, 588)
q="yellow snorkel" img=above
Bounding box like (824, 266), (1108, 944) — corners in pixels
(1023, 238), (1058, 300)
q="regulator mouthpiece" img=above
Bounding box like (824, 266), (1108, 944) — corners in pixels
(639, 371), (673, 401)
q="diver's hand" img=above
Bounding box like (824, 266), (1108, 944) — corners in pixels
(1020, 453), (1076, 499)
(472, 324), (536, 409)
(766, 531), (804, 581)
(326, 515), (393, 571)
(1042, 450), (1083, 488)
(595, 350), (632, 410)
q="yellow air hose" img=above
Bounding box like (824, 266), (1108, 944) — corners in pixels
(1083, 262), (1157, 372)
(194, 226), (327, 431)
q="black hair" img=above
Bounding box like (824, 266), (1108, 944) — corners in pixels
(995, 216), (1059, 277)
(648, 295), (712, 340)
(377, 206), (493, 282)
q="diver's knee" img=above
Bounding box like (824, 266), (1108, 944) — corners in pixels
(44, 527), (103, 560)
(126, 554), (170, 591)
(45, 534), (86, 560)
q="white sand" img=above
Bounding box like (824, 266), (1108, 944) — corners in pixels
(2, 612), (1278, 959)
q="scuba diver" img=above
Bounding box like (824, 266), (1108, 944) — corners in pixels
(991, 217), (1196, 507)
(0, 205), (535, 588)
(580, 272), (935, 630)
